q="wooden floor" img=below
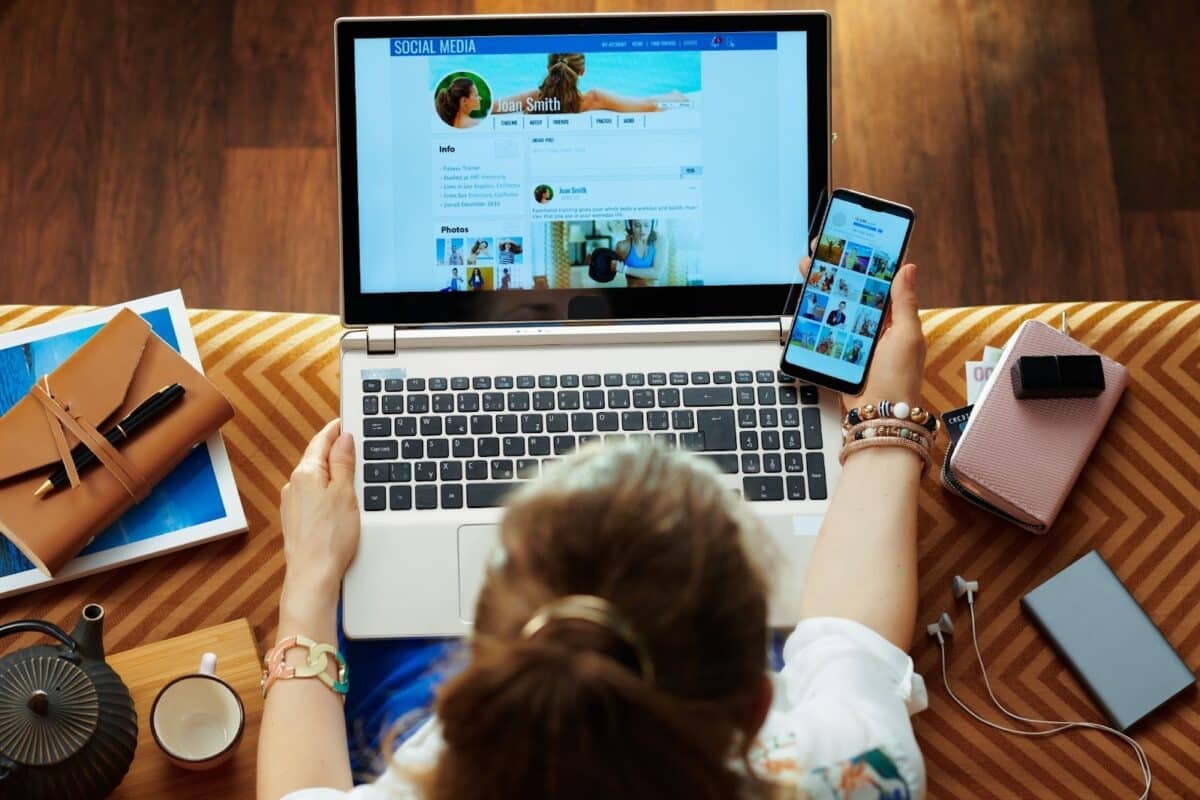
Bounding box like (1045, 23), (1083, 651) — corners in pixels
(1, 0), (1196, 313)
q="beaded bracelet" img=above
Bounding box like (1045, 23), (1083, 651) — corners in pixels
(839, 436), (932, 476)
(261, 635), (350, 699)
(842, 418), (933, 449)
(843, 400), (939, 436)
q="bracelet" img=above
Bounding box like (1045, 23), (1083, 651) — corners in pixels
(843, 400), (939, 437)
(842, 418), (933, 449)
(839, 436), (932, 476)
(261, 635), (350, 699)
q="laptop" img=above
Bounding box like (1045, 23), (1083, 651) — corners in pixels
(335, 12), (835, 638)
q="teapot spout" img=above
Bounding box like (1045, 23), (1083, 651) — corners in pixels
(70, 604), (107, 661)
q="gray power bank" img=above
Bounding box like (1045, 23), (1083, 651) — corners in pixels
(1021, 550), (1195, 730)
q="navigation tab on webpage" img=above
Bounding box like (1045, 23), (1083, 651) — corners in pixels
(618, 115), (644, 129)
(591, 113), (617, 129)
(545, 115), (589, 131)
(495, 116), (522, 130)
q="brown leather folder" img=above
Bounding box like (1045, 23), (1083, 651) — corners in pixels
(0, 308), (234, 575)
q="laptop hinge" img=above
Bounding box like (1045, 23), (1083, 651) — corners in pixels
(366, 324), (397, 354)
(778, 316), (790, 346)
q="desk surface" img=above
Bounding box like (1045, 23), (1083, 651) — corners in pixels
(0, 301), (1197, 799)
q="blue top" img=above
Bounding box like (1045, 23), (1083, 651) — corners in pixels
(624, 241), (656, 269)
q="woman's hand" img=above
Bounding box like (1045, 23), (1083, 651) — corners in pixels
(796, 256), (926, 409)
(852, 263), (925, 408)
(279, 419), (360, 602)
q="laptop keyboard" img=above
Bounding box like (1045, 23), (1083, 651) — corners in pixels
(358, 369), (828, 511)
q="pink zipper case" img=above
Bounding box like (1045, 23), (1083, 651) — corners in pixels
(942, 320), (1128, 533)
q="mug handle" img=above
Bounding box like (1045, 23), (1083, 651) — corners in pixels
(199, 652), (217, 676)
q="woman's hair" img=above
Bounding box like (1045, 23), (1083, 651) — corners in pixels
(471, 239), (487, 254)
(533, 53), (585, 114)
(625, 219), (658, 244)
(414, 443), (775, 800)
(435, 77), (475, 125)
(471, 268), (482, 280)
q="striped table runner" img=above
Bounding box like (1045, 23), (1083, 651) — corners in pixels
(1, 301), (1197, 798)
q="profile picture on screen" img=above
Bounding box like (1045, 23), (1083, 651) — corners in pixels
(534, 184), (554, 204)
(433, 72), (492, 129)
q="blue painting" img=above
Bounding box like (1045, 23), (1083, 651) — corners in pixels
(0, 307), (226, 577)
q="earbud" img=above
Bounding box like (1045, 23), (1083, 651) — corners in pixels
(925, 611), (955, 644)
(952, 575), (979, 605)
(931, 575), (1151, 799)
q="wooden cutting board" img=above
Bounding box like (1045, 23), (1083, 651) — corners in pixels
(107, 619), (261, 800)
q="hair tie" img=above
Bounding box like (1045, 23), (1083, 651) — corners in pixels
(521, 594), (654, 685)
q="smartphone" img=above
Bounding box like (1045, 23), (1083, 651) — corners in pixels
(780, 189), (915, 394)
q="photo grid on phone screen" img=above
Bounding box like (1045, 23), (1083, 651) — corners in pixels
(794, 233), (890, 367)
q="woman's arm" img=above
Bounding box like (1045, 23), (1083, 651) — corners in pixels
(619, 239), (663, 281)
(258, 420), (360, 800)
(798, 263), (926, 650)
(582, 88), (687, 113)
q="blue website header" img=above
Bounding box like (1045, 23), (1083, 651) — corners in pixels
(389, 32), (777, 57)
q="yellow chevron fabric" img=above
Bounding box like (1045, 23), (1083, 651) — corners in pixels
(0, 301), (1196, 798)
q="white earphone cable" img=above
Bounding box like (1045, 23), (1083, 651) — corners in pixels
(935, 599), (1150, 799)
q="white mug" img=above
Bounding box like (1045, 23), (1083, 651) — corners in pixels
(151, 652), (245, 770)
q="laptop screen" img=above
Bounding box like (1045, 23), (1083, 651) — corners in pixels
(337, 16), (830, 324)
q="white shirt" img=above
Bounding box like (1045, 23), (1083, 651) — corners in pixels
(284, 617), (928, 800)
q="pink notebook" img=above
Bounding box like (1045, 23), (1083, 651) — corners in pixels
(944, 320), (1128, 533)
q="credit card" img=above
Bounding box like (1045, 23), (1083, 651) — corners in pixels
(942, 405), (974, 445)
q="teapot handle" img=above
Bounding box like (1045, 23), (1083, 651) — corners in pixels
(0, 620), (77, 657)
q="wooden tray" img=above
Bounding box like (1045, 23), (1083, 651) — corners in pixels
(108, 619), (261, 800)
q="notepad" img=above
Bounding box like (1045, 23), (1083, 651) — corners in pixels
(1021, 551), (1195, 730)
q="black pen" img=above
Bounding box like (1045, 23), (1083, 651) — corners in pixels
(34, 383), (186, 498)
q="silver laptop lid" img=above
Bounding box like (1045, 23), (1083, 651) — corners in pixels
(335, 12), (831, 326)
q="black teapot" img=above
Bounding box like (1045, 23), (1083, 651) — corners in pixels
(0, 603), (138, 799)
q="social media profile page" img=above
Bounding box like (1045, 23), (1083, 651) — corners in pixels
(786, 197), (908, 385)
(352, 32), (811, 294)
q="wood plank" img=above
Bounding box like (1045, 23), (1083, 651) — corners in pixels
(1091, 0), (1200, 211)
(1121, 211), (1200, 300)
(107, 619), (260, 800)
(961, 0), (1125, 304)
(0, 1), (110, 306)
(831, 0), (985, 309)
(89, 1), (233, 309)
(219, 148), (340, 312)
(227, 0), (354, 148)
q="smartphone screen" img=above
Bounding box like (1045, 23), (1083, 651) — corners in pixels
(781, 191), (914, 394)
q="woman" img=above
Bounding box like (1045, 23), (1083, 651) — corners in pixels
(466, 240), (489, 266)
(260, 260), (930, 799)
(492, 53), (687, 116)
(468, 268), (484, 291)
(846, 338), (864, 364)
(613, 219), (662, 286)
(435, 77), (481, 129)
(497, 239), (522, 266)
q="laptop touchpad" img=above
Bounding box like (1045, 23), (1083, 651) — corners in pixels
(458, 525), (500, 623)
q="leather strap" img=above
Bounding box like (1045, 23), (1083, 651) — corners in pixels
(30, 380), (150, 501)
(37, 378), (81, 489)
